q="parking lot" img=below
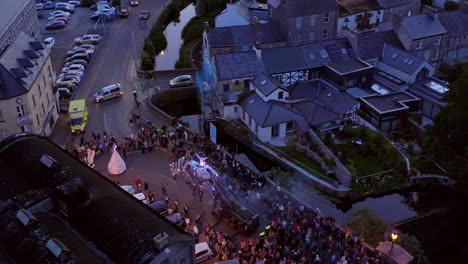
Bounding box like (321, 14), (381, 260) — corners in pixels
(37, 6), (105, 74)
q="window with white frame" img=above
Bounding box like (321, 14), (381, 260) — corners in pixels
(432, 48), (439, 61)
(324, 13), (330, 23)
(415, 41), (422, 50)
(310, 15), (316, 26)
(435, 36), (441, 46)
(309, 31), (315, 42)
(296, 17), (302, 29)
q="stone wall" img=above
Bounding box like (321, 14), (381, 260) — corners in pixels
(308, 130), (352, 187)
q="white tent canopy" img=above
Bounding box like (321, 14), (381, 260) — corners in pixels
(108, 147), (126, 175)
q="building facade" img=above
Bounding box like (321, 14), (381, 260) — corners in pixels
(0, 32), (58, 140)
(0, 0), (40, 55)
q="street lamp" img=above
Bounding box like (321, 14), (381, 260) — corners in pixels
(390, 230), (399, 253)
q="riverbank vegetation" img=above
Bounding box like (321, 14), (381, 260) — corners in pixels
(140, 0), (195, 71)
(175, 0), (228, 68)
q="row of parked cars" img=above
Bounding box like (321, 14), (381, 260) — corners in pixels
(44, 3), (76, 30)
(54, 34), (102, 96)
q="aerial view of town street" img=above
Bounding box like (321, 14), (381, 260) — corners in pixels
(1, 0), (468, 263)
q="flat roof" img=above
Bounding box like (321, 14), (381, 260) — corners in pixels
(361, 91), (418, 113)
(325, 58), (373, 75)
(0, 0), (31, 39)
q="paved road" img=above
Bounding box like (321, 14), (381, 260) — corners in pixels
(48, 1), (170, 146)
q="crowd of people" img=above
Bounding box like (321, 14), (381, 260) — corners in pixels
(64, 116), (390, 264)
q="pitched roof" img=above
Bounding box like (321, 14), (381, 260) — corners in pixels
(214, 51), (261, 80)
(239, 92), (309, 130)
(284, 0), (337, 17)
(255, 22), (288, 44)
(0, 63), (28, 100)
(353, 30), (403, 60)
(261, 39), (354, 74)
(438, 9), (468, 37)
(252, 72), (286, 96)
(0, 134), (194, 264)
(376, 0), (409, 8)
(292, 101), (341, 125)
(207, 25), (256, 47)
(215, 3), (249, 27)
(400, 13), (447, 39)
(338, 0), (381, 16)
(288, 79), (358, 114)
(380, 44), (427, 75)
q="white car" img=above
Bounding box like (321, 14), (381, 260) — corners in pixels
(48, 14), (70, 21)
(64, 70), (83, 78)
(61, 64), (85, 73)
(43, 37), (55, 49)
(120, 185), (136, 194)
(195, 242), (214, 263)
(133, 192), (150, 204)
(68, 0), (81, 6)
(36, 3), (44, 10)
(74, 34), (101, 45)
(49, 10), (71, 16)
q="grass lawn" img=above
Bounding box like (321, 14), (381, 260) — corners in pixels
(334, 143), (384, 176)
(277, 146), (337, 182)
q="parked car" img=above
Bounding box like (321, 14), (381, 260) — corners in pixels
(170, 75), (192, 88)
(43, 1), (54, 9)
(195, 242), (214, 263)
(36, 3), (44, 10)
(49, 10), (71, 16)
(75, 44), (95, 50)
(148, 201), (167, 214)
(65, 52), (91, 62)
(43, 37), (55, 49)
(133, 193), (150, 204)
(139, 10), (150, 20)
(49, 18), (69, 25)
(55, 80), (77, 90)
(90, 10), (113, 20)
(64, 59), (88, 68)
(57, 74), (80, 84)
(119, 9), (129, 18)
(55, 2), (75, 13)
(66, 47), (93, 56)
(129, 0), (139, 6)
(68, 1), (81, 6)
(63, 70), (84, 77)
(61, 65), (86, 73)
(166, 213), (186, 228)
(48, 13), (71, 21)
(74, 34), (101, 45)
(45, 20), (65, 30)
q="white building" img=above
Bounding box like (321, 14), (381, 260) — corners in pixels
(0, 0), (40, 54)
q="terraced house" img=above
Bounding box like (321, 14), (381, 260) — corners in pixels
(0, 32), (59, 140)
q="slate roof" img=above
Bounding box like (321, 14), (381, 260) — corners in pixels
(293, 101), (341, 125)
(255, 22), (288, 44)
(239, 92), (309, 130)
(353, 30), (403, 60)
(288, 79), (358, 115)
(381, 44), (427, 75)
(252, 72), (286, 97)
(376, 0), (409, 8)
(216, 4), (249, 27)
(400, 14), (447, 40)
(325, 58), (372, 75)
(284, 0), (337, 17)
(0, 134), (194, 264)
(438, 9), (468, 37)
(261, 38), (354, 74)
(0, 63), (28, 100)
(214, 51), (261, 80)
(207, 25), (256, 47)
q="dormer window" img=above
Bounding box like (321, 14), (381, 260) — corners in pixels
(296, 17), (302, 29)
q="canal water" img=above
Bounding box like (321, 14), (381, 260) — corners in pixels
(155, 4), (196, 70)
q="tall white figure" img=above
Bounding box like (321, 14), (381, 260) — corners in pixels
(108, 144), (126, 175)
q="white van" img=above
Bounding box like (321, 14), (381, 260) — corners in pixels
(94, 83), (123, 102)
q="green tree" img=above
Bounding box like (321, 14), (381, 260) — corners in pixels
(399, 233), (430, 264)
(424, 66), (468, 189)
(143, 38), (156, 58)
(149, 29), (168, 53)
(140, 50), (154, 71)
(345, 208), (391, 246)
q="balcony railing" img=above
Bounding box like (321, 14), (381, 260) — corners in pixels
(17, 112), (32, 125)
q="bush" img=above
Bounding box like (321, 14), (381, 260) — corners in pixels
(444, 1), (459, 11)
(141, 50), (154, 71)
(143, 38), (156, 58)
(149, 29), (167, 53)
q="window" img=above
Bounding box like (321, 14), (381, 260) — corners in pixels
(435, 36), (441, 46)
(271, 125), (279, 137)
(286, 121), (295, 132)
(309, 31), (315, 42)
(323, 29), (328, 40)
(48, 65), (52, 77)
(248, 115), (252, 127)
(244, 79), (250, 91)
(296, 33), (301, 44)
(32, 95), (36, 107)
(415, 41), (422, 50)
(432, 49), (439, 61)
(0, 110), (4, 121)
(42, 75), (46, 87)
(255, 123), (258, 134)
(296, 17), (302, 29)
(234, 106), (238, 113)
(324, 13), (330, 23)
(47, 93), (50, 105)
(388, 8), (393, 14)
(16, 104), (28, 118)
(223, 84), (230, 93)
(310, 15), (316, 26)
(36, 114), (40, 126)
(38, 83), (42, 97)
(41, 103), (45, 114)
(278, 91), (284, 100)
(235, 80), (239, 86)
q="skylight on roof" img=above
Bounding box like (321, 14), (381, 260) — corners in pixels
(392, 53), (398, 59)
(425, 81), (448, 94)
(319, 49), (329, 58)
(341, 48), (348, 55)
(403, 58), (409, 64)
(260, 80), (267, 85)
(408, 60), (414, 65)
(308, 53), (315, 61)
